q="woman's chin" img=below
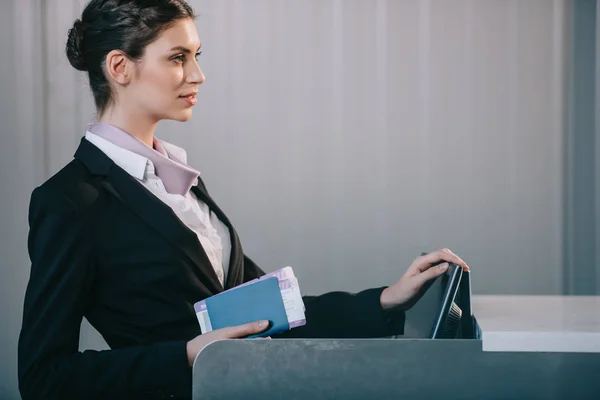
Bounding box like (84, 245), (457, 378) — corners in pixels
(171, 109), (193, 122)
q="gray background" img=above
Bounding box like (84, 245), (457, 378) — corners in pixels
(0, 0), (598, 399)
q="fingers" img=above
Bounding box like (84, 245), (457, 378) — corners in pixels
(218, 320), (270, 339)
(413, 248), (469, 272)
(187, 322), (270, 367)
(441, 248), (469, 271)
(413, 262), (449, 287)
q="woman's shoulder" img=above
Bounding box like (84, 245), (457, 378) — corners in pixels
(31, 159), (102, 215)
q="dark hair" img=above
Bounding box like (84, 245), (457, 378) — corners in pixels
(66, 0), (196, 114)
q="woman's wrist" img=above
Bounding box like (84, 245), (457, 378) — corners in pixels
(380, 287), (395, 310)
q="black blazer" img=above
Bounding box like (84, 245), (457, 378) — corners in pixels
(18, 137), (405, 400)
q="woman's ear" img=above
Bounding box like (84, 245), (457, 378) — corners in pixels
(104, 50), (134, 85)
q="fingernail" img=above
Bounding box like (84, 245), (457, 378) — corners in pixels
(439, 263), (448, 271)
(258, 320), (269, 328)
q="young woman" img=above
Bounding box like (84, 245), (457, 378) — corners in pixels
(18, 1), (469, 399)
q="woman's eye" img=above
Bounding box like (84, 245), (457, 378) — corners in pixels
(172, 51), (201, 64)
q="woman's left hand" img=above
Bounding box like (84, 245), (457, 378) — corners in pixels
(380, 248), (470, 311)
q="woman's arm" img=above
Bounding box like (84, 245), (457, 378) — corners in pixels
(18, 186), (191, 400)
(242, 255), (405, 339)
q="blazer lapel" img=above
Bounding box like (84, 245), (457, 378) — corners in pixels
(74, 138), (225, 294)
(190, 183), (245, 290)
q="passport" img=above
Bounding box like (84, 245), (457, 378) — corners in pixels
(194, 267), (306, 337)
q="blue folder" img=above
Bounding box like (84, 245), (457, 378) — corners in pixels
(204, 276), (290, 338)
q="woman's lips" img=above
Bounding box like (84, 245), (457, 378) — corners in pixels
(179, 94), (197, 106)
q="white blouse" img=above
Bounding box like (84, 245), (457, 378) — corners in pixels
(85, 131), (231, 286)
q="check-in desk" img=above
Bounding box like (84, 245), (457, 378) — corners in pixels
(193, 296), (600, 399)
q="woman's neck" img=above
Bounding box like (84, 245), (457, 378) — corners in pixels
(98, 108), (158, 148)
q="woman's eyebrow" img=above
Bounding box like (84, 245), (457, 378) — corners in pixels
(168, 45), (202, 53)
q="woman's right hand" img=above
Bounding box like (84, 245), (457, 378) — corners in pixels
(186, 320), (270, 366)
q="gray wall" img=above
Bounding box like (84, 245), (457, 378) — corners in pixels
(0, 1), (595, 399)
(564, 0), (598, 295)
(0, 0), (45, 399)
(186, 0), (567, 296)
(597, 0), (600, 294)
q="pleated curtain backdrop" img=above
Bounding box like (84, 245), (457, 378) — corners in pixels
(42, 0), (571, 296)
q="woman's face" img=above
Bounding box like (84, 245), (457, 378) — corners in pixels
(123, 17), (204, 123)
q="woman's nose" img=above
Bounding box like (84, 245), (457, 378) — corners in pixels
(187, 64), (205, 85)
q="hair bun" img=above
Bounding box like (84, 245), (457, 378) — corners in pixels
(66, 19), (87, 71)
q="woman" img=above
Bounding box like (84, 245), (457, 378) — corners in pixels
(18, 1), (469, 399)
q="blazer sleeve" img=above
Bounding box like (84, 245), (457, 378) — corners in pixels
(242, 255), (405, 339)
(18, 186), (192, 400)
